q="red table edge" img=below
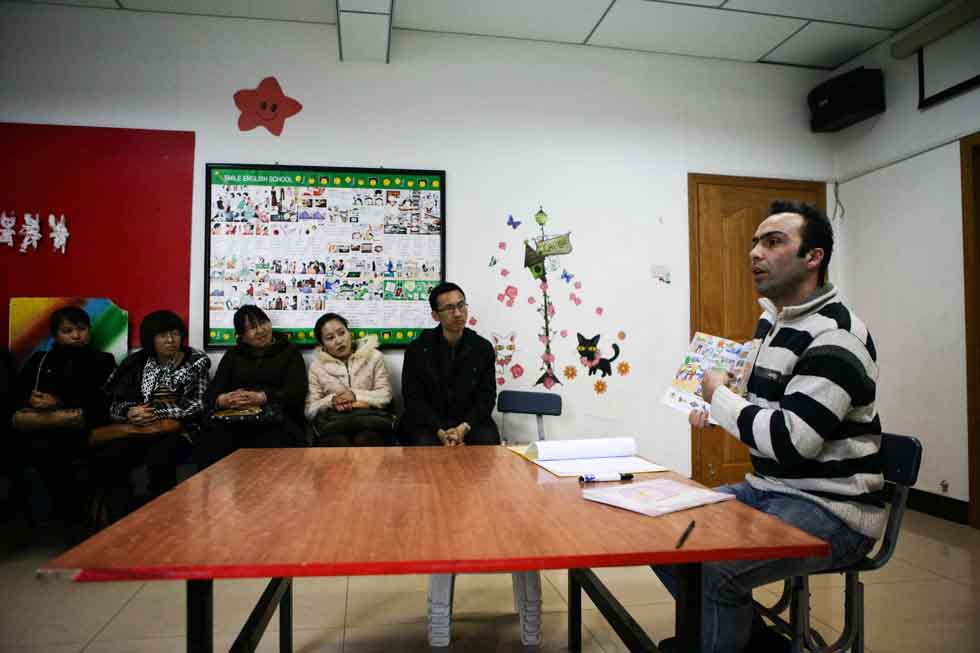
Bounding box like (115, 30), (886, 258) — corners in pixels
(38, 542), (829, 583)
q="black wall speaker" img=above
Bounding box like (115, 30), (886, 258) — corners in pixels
(808, 67), (885, 133)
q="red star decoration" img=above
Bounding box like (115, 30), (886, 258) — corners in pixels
(233, 77), (302, 136)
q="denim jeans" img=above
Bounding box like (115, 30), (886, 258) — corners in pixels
(652, 482), (875, 653)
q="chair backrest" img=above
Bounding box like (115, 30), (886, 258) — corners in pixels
(497, 391), (562, 443)
(880, 432), (922, 486)
(863, 432), (922, 571)
(497, 391), (562, 417)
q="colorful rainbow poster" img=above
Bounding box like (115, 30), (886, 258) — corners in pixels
(8, 297), (129, 364)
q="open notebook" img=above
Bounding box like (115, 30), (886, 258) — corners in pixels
(509, 437), (667, 477)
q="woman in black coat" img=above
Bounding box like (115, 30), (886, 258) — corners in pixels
(196, 305), (307, 468)
(15, 306), (115, 526)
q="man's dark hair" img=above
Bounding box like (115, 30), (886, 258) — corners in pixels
(428, 282), (466, 311)
(49, 306), (91, 337)
(139, 310), (187, 357)
(233, 305), (270, 337)
(769, 200), (834, 286)
(314, 312), (349, 345)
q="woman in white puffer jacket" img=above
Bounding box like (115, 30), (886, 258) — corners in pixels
(305, 312), (394, 445)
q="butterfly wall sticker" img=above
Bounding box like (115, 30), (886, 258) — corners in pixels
(488, 256), (497, 267)
(560, 269), (574, 283)
(506, 214), (522, 229)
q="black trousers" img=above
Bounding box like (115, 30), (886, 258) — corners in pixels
(88, 432), (191, 498)
(22, 427), (90, 520)
(194, 419), (303, 469)
(399, 421), (500, 446)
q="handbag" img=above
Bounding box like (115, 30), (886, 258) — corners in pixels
(89, 418), (183, 445)
(12, 407), (86, 431)
(311, 405), (395, 440)
(207, 402), (284, 426)
(12, 350), (86, 431)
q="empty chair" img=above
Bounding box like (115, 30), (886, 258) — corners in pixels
(427, 390), (563, 647)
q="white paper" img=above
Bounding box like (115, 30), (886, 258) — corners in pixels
(582, 479), (735, 517)
(534, 455), (666, 477)
(515, 438), (666, 478)
(526, 437), (637, 461)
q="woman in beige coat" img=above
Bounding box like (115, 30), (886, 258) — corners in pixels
(306, 313), (394, 445)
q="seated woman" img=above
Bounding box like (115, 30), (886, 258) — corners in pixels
(13, 306), (115, 529)
(306, 313), (394, 446)
(197, 305), (307, 466)
(92, 310), (210, 510)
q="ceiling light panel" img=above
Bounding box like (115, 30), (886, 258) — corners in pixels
(119, 0), (338, 23)
(590, 0), (805, 61)
(339, 0), (391, 13)
(339, 11), (390, 62)
(761, 21), (893, 68)
(393, 0), (611, 43)
(725, 0), (948, 30)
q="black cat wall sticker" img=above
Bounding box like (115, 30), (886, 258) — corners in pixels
(576, 333), (620, 378)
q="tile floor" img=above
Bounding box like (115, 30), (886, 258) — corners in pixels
(1, 509), (978, 652)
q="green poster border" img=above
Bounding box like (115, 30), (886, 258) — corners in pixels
(204, 163), (446, 349)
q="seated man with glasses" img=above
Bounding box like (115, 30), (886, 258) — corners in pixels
(399, 282), (500, 446)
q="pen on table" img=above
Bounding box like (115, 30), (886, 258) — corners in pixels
(675, 520), (696, 549)
(578, 473), (634, 483)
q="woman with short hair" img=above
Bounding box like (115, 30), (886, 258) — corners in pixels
(92, 310), (210, 511)
(306, 313), (394, 446)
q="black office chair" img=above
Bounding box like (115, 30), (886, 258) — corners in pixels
(427, 390), (562, 646)
(496, 390), (562, 443)
(753, 432), (923, 653)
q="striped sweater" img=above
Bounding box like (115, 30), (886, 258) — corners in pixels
(710, 284), (885, 538)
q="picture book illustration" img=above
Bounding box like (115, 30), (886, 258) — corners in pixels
(662, 332), (758, 417)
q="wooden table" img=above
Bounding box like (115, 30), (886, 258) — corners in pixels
(38, 447), (828, 652)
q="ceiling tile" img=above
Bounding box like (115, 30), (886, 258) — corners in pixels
(339, 11), (390, 62)
(119, 0), (338, 23)
(23, 0), (118, 6)
(393, 0), (611, 43)
(590, 0), (805, 62)
(724, 0), (948, 30)
(761, 22), (892, 68)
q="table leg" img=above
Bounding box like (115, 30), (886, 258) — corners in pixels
(280, 579), (293, 652)
(568, 569), (582, 652)
(675, 563), (702, 653)
(187, 579), (213, 653)
(230, 578), (292, 653)
(571, 568), (657, 651)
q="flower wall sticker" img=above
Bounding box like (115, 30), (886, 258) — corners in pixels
(483, 206), (635, 396)
(234, 77), (303, 136)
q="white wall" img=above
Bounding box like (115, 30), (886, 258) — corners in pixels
(836, 145), (968, 500)
(0, 3), (835, 474)
(829, 30), (979, 501)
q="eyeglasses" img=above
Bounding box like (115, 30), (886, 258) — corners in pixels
(436, 301), (468, 314)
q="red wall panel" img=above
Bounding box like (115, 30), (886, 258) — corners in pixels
(0, 123), (195, 350)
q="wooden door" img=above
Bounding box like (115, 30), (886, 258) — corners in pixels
(961, 132), (980, 528)
(688, 174), (825, 486)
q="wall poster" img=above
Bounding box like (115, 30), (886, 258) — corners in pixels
(205, 164), (445, 348)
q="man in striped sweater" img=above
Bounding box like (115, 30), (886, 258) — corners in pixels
(657, 200), (883, 653)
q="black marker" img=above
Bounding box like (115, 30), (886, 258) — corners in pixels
(675, 520), (696, 549)
(578, 473), (634, 483)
